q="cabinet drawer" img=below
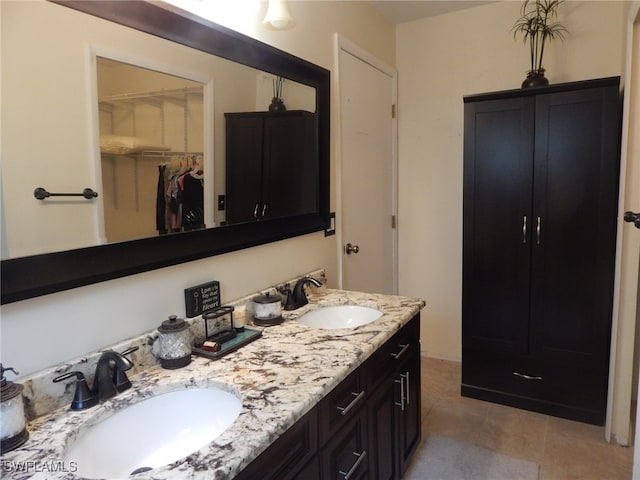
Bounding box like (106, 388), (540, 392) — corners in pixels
(321, 407), (368, 480)
(292, 456), (320, 480)
(462, 348), (608, 424)
(235, 408), (318, 480)
(367, 315), (420, 393)
(319, 367), (366, 445)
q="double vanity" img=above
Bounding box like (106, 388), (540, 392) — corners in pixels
(3, 283), (425, 480)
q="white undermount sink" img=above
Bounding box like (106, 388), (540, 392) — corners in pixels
(297, 305), (383, 329)
(64, 387), (241, 479)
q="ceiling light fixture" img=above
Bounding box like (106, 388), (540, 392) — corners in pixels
(263, 0), (295, 30)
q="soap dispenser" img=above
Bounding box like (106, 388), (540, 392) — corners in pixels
(153, 315), (192, 369)
(0, 364), (29, 453)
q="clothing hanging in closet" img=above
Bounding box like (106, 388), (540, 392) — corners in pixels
(156, 155), (204, 234)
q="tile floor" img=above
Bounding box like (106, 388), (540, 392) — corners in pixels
(420, 357), (634, 480)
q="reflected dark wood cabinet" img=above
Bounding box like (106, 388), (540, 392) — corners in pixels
(234, 315), (421, 480)
(225, 111), (318, 224)
(462, 77), (622, 425)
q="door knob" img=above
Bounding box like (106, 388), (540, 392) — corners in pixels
(345, 243), (360, 255)
(624, 211), (640, 229)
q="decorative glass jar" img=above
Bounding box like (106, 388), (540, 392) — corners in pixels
(0, 364), (29, 453)
(154, 315), (192, 369)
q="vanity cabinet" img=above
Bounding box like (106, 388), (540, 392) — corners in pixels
(234, 314), (421, 480)
(367, 316), (421, 480)
(233, 408), (319, 480)
(319, 366), (366, 442)
(225, 111), (318, 224)
(462, 77), (621, 425)
(320, 407), (369, 480)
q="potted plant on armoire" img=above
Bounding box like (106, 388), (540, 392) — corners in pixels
(512, 0), (568, 87)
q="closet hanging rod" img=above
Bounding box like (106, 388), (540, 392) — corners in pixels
(34, 187), (99, 200)
(140, 151), (203, 158)
(99, 151), (203, 159)
(98, 87), (203, 103)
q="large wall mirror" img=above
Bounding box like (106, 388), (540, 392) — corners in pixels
(1, 0), (330, 304)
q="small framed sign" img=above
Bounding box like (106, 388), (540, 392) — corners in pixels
(184, 280), (220, 318)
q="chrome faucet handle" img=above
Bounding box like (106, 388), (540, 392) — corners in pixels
(53, 371), (98, 411)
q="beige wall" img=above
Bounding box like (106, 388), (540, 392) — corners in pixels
(0, 0), (395, 377)
(396, 1), (628, 360)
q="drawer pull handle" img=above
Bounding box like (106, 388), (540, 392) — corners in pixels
(339, 450), (367, 480)
(390, 343), (410, 360)
(513, 371), (543, 381)
(336, 390), (365, 416)
(394, 377), (405, 411)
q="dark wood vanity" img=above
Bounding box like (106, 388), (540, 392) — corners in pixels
(234, 314), (422, 480)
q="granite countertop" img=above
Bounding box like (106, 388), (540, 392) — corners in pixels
(2, 288), (425, 480)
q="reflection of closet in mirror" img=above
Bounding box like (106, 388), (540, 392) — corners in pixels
(97, 57), (206, 243)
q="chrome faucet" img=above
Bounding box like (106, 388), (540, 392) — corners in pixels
(284, 276), (323, 310)
(92, 349), (134, 402)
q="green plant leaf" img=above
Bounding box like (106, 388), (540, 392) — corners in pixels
(512, 0), (568, 73)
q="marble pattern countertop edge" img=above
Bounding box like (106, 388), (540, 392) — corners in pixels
(2, 287), (425, 480)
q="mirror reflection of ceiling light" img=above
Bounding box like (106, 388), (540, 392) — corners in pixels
(263, 0), (295, 30)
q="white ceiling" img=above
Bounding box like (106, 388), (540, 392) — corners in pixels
(368, 0), (496, 25)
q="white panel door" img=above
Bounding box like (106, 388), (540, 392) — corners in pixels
(339, 48), (395, 294)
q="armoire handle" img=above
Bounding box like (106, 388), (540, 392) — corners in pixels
(536, 216), (541, 245)
(522, 215), (527, 244)
(513, 371), (543, 381)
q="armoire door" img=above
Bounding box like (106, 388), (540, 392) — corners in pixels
(262, 112), (317, 220)
(462, 96), (535, 355)
(529, 85), (620, 416)
(225, 114), (264, 224)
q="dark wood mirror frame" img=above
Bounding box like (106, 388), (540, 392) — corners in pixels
(0, 0), (330, 304)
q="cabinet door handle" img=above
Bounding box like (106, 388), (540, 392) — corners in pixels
(536, 216), (541, 245)
(339, 450), (367, 480)
(262, 203), (267, 218)
(513, 371), (543, 381)
(390, 343), (410, 360)
(522, 215), (527, 244)
(402, 372), (410, 405)
(394, 377), (405, 411)
(253, 203), (259, 219)
(336, 390), (365, 416)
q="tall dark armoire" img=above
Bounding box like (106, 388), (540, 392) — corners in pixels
(225, 110), (318, 225)
(462, 77), (621, 425)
